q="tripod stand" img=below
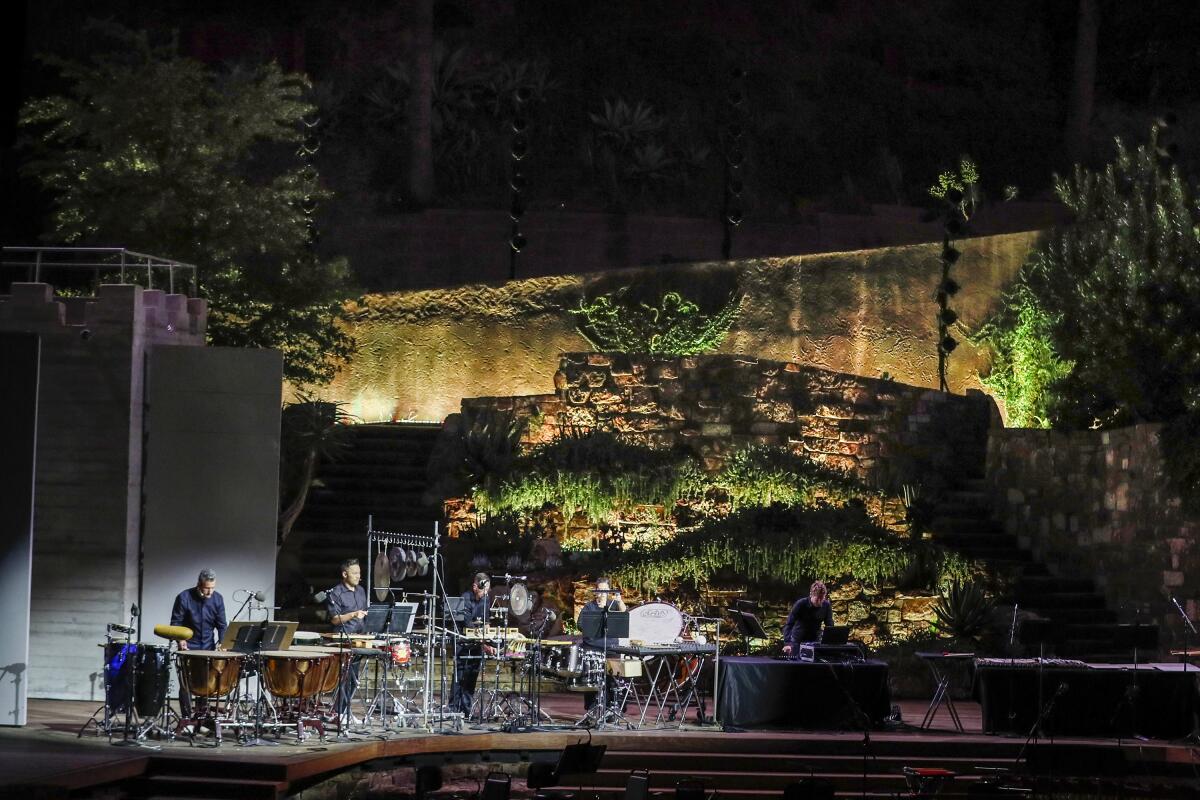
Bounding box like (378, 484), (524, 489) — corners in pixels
(1170, 596), (1200, 743)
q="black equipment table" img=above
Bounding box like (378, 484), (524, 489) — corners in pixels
(716, 656), (890, 730)
(974, 661), (1196, 738)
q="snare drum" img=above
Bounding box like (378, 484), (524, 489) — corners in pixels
(385, 639), (412, 666)
(176, 651), (245, 699)
(565, 651), (605, 692)
(260, 650), (333, 699)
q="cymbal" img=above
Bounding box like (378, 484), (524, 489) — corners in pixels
(1170, 649), (1200, 656)
(540, 639), (574, 646)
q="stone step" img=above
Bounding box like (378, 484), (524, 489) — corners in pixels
(1014, 576), (1096, 593)
(1015, 592), (1108, 610)
(930, 517), (1004, 535)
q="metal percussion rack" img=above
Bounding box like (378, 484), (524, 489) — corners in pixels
(365, 516), (441, 729)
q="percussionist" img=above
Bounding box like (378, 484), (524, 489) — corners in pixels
(171, 568), (227, 718)
(579, 576), (625, 714)
(450, 572), (494, 715)
(781, 579), (834, 656)
(325, 558), (368, 721)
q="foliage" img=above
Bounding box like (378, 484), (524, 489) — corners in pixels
(474, 429), (702, 524)
(609, 503), (967, 592)
(928, 156), (981, 220)
(972, 280), (1073, 427)
(18, 23), (354, 385)
(277, 395), (356, 545)
(977, 127), (1200, 505)
(933, 579), (994, 640)
(715, 444), (872, 510)
(572, 288), (741, 356)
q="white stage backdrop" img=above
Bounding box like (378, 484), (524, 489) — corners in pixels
(0, 333), (39, 726)
(140, 346), (282, 645)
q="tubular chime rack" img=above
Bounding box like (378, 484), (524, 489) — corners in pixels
(365, 516), (441, 729)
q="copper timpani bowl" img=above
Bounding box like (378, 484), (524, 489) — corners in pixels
(176, 650), (244, 698)
(288, 646), (351, 694)
(259, 650), (334, 699)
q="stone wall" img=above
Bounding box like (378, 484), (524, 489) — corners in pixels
(0, 283), (206, 699)
(986, 424), (1200, 650)
(316, 230), (1041, 424)
(465, 353), (997, 493)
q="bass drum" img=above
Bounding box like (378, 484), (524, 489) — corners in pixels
(565, 651), (605, 692)
(628, 602), (684, 643)
(105, 643), (170, 718)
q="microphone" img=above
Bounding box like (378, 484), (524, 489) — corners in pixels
(108, 623), (135, 635)
(544, 609), (557, 622)
(313, 590), (328, 604)
(130, 603), (140, 618)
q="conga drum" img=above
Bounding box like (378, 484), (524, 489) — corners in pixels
(259, 650), (333, 700)
(176, 650), (244, 699)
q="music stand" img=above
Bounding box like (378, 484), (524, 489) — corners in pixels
(730, 609), (768, 655)
(578, 610), (629, 642)
(221, 621), (297, 653)
(1018, 619), (1057, 738)
(1113, 623), (1159, 740)
(387, 602), (419, 635)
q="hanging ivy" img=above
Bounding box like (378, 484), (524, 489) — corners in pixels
(571, 288), (741, 355)
(609, 504), (974, 592)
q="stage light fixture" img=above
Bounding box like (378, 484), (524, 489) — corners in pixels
(728, 89), (744, 106)
(512, 116), (529, 133)
(726, 148), (744, 167)
(940, 277), (960, 295)
(727, 209), (744, 225)
(939, 308), (958, 326)
(515, 86), (533, 104)
(511, 136), (529, 160)
(941, 245), (960, 264)
(510, 172), (527, 193)
(729, 178), (744, 196)
(510, 234), (527, 252)
(509, 197), (525, 222)
(945, 218), (964, 236)
(941, 335), (958, 353)
(728, 122), (744, 139)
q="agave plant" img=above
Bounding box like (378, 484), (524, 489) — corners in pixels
(933, 579), (994, 640)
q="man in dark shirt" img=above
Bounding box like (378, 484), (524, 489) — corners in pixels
(782, 580), (834, 654)
(171, 568), (228, 652)
(325, 559), (368, 719)
(171, 568), (227, 718)
(450, 572), (492, 715)
(579, 576), (626, 714)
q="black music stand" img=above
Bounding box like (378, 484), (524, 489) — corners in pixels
(221, 620), (297, 654)
(1112, 623), (1158, 741)
(1018, 618), (1057, 739)
(730, 609), (768, 656)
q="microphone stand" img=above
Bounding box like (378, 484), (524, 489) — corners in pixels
(114, 605), (160, 749)
(325, 587), (360, 737)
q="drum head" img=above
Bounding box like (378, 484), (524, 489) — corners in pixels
(628, 602), (684, 643)
(373, 555), (391, 601)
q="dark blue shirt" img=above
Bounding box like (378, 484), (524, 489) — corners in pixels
(460, 590), (489, 626)
(171, 588), (227, 650)
(782, 597), (833, 644)
(326, 583), (368, 634)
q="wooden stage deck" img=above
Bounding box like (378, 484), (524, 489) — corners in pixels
(3, 695), (1199, 798)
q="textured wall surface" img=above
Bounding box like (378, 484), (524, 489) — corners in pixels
(986, 424), (1200, 650)
(0, 284), (206, 699)
(321, 230), (1039, 424)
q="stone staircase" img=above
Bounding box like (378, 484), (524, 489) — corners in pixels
(275, 422), (444, 620)
(930, 478), (1121, 659)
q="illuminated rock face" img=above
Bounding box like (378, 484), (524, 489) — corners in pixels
(316, 231), (1040, 423)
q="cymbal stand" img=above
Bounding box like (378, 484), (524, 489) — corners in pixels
(79, 629), (126, 738)
(364, 648), (405, 731)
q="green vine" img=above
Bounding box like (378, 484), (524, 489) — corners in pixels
(717, 444), (873, 509)
(571, 288), (741, 355)
(608, 504), (973, 592)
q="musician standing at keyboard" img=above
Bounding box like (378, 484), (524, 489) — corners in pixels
(781, 580), (833, 655)
(450, 572), (495, 715)
(579, 576), (625, 712)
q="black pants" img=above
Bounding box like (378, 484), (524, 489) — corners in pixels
(335, 656), (363, 716)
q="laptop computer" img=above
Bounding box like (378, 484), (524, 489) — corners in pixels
(820, 625), (850, 645)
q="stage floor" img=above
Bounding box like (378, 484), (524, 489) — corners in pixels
(3, 694), (1198, 798)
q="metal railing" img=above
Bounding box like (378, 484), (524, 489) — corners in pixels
(1, 247), (199, 296)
